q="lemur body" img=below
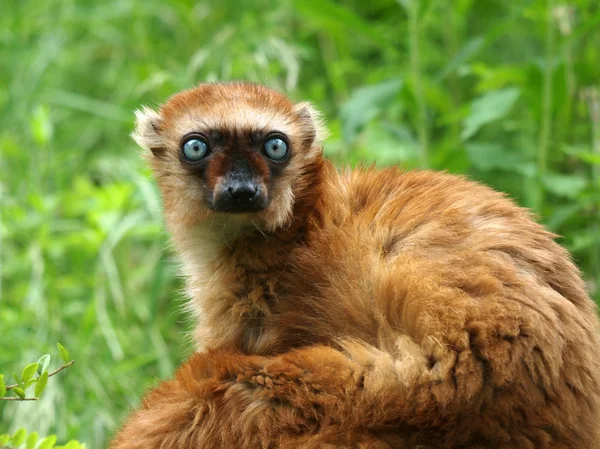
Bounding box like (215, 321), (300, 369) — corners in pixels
(112, 83), (600, 448)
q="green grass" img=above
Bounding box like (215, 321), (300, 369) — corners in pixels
(1, 0), (599, 447)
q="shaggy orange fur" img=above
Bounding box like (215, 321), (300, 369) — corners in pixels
(112, 82), (600, 448)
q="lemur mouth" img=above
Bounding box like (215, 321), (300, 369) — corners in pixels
(213, 200), (268, 214)
(212, 179), (268, 213)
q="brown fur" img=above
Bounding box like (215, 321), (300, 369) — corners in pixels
(113, 82), (600, 448)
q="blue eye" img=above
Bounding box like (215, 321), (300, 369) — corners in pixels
(182, 138), (208, 162)
(263, 137), (288, 161)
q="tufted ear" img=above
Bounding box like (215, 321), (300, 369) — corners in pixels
(293, 101), (330, 148)
(131, 107), (166, 157)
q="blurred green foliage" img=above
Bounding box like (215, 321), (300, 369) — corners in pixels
(1, 0), (599, 447)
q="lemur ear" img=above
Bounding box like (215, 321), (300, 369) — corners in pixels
(293, 101), (330, 148)
(132, 107), (166, 157)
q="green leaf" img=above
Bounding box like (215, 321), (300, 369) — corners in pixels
(437, 36), (485, 81)
(30, 104), (53, 146)
(26, 432), (39, 449)
(546, 204), (585, 231)
(542, 174), (588, 198)
(293, 0), (383, 43)
(397, 0), (434, 18)
(22, 363), (39, 384)
(0, 435), (10, 446)
(39, 435), (57, 449)
(340, 80), (403, 143)
(349, 121), (418, 166)
(11, 428), (26, 446)
(462, 88), (521, 140)
(13, 372), (24, 388)
(35, 371), (49, 398)
(57, 343), (70, 363)
(13, 387), (26, 399)
(62, 441), (82, 449)
(24, 378), (38, 389)
(0, 375), (6, 398)
(562, 147), (600, 166)
(37, 354), (51, 375)
(465, 142), (536, 176)
(569, 228), (600, 252)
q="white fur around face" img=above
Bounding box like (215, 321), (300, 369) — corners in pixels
(292, 101), (329, 151)
(132, 107), (164, 150)
(172, 106), (293, 139)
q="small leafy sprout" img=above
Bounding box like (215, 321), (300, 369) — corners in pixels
(26, 431), (39, 449)
(57, 343), (69, 363)
(0, 343), (74, 401)
(13, 387), (25, 399)
(35, 371), (49, 398)
(0, 430), (84, 449)
(22, 363), (39, 384)
(12, 373), (23, 388)
(0, 374), (6, 398)
(11, 429), (26, 447)
(37, 354), (51, 375)
(38, 435), (57, 449)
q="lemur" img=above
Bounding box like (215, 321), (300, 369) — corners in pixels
(111, 82), (600, 448)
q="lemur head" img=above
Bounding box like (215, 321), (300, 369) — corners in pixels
(132, 82), (328, 235)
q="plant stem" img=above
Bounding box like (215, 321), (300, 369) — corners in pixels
(406, 0), (429, 168)
(5, 360), (75, 391)
(584, 87), (600, 291)
(587, 88), (600, 185)
(0, 397), (39, 401)
(445, 2), (461, 142)
(554, 7), (575, 154)
(317, 34), (346, 110)
(537, 0), (556, 213)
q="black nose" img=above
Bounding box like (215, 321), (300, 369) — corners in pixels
(227, 181), (258, 201)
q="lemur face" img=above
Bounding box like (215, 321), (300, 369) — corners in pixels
(132, 82), (327, 232)
(176, 127), (290, 214)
